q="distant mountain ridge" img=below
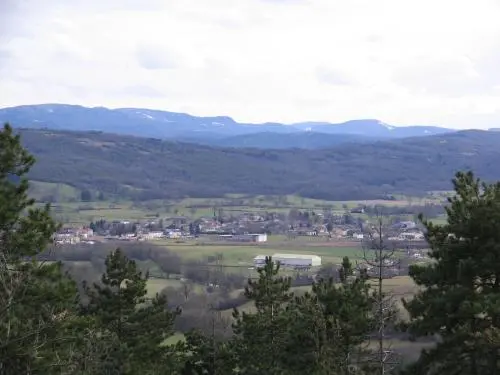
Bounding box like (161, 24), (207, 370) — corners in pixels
(291, 119), (455, 138)
(0, 104), (463, 149)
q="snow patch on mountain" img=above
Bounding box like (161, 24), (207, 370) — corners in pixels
(378, 121), (394, 130)
(133, 111), (155, 120)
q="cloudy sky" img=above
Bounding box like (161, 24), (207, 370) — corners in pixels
(1, 0), (500, 128)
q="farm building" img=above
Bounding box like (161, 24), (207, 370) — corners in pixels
(253, 253), (321, 268)
(243, 233), (267, 242)
(219, 233), (268, 243)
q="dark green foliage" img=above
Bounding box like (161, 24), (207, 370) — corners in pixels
(283, 292), (333, 375)
(287, 258), (373, 375)
(181, 330), (236, 375)
(232, 257), (294, 374)
(231, 257), (374, 375)
(16, 128), (500, 201)
(80, 249), (181, 374)
(403, 171), (500, 374)
(205, 132), (378, 149)
(0, 123), (80, 374)
(313, 260), (373, 374)
(80, 189), (92, 202)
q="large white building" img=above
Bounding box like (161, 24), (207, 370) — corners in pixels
(218, 233), (268, 243)
(253, 253), (321, 268)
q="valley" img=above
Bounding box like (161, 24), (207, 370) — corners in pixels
(0, 104), (493, 371)
(3, 0), (499, 371)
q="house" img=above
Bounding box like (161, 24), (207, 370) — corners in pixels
(166, 230), (182, 239)
(54, 234), (80, 244)
(54, 227), (95, 244)
(398, 231), (425, 240)
(392, 221), (417, 229)
(199, 221), (223, 233)
(315, 225), (328, 234)
(141, 231), (164, 240)
(77, 228), (94, 239)
(292, 229), (317, 236)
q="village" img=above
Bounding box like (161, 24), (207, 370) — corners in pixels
(54, 206), (426, 245)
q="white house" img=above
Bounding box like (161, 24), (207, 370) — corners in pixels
(78, 228), (94, 239)
(142, 231), (164, 240)
(166, 230), (181, 239)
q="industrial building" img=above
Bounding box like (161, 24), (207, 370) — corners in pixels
(253, 253), (321, 269)
(218, 233), (268, 243)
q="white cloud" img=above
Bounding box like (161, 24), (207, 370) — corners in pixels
(1, 0), (500, 128)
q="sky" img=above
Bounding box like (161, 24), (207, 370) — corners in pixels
(1, 0), (500, 129)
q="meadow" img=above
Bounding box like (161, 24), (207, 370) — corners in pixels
(152, 237), (363, 263)
(141, 236), (420, 318)
(29, 180), (448, 224)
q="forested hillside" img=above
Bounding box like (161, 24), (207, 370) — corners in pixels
(18, 128), (500, 200)
(193, 131), (379, 149)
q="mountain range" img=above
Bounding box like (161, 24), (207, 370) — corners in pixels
(0, 104), (463, 149)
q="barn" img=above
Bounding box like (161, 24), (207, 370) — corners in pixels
(253, 253), (321, 268)
(218, 233), (268, 243)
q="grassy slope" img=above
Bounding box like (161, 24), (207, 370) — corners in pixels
(29, 181), (81, 201)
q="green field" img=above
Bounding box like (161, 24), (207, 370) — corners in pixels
(47, 201), (160, 225)
(30, 181), (81, 202)
(152, 238), (363, 265)
(29, 180), (446, 225)
(45, 198), (446, 227)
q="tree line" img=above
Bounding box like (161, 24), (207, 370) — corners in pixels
(3, 123), (500, 374)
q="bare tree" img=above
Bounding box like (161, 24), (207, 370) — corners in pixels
(360, 215), (401, 375)
(182, 280), (193, 302)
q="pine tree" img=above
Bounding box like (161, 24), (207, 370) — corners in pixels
(403, 171), (500, 375)
(314, 257), (373, 374)
(280, 257), (373, 375)
(181, 329), (236, 375)
(284, 291), (331, 375)
(0, 123), (79, 373)
(80, 248), (181, 374)
(232, 256), (293, 375)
